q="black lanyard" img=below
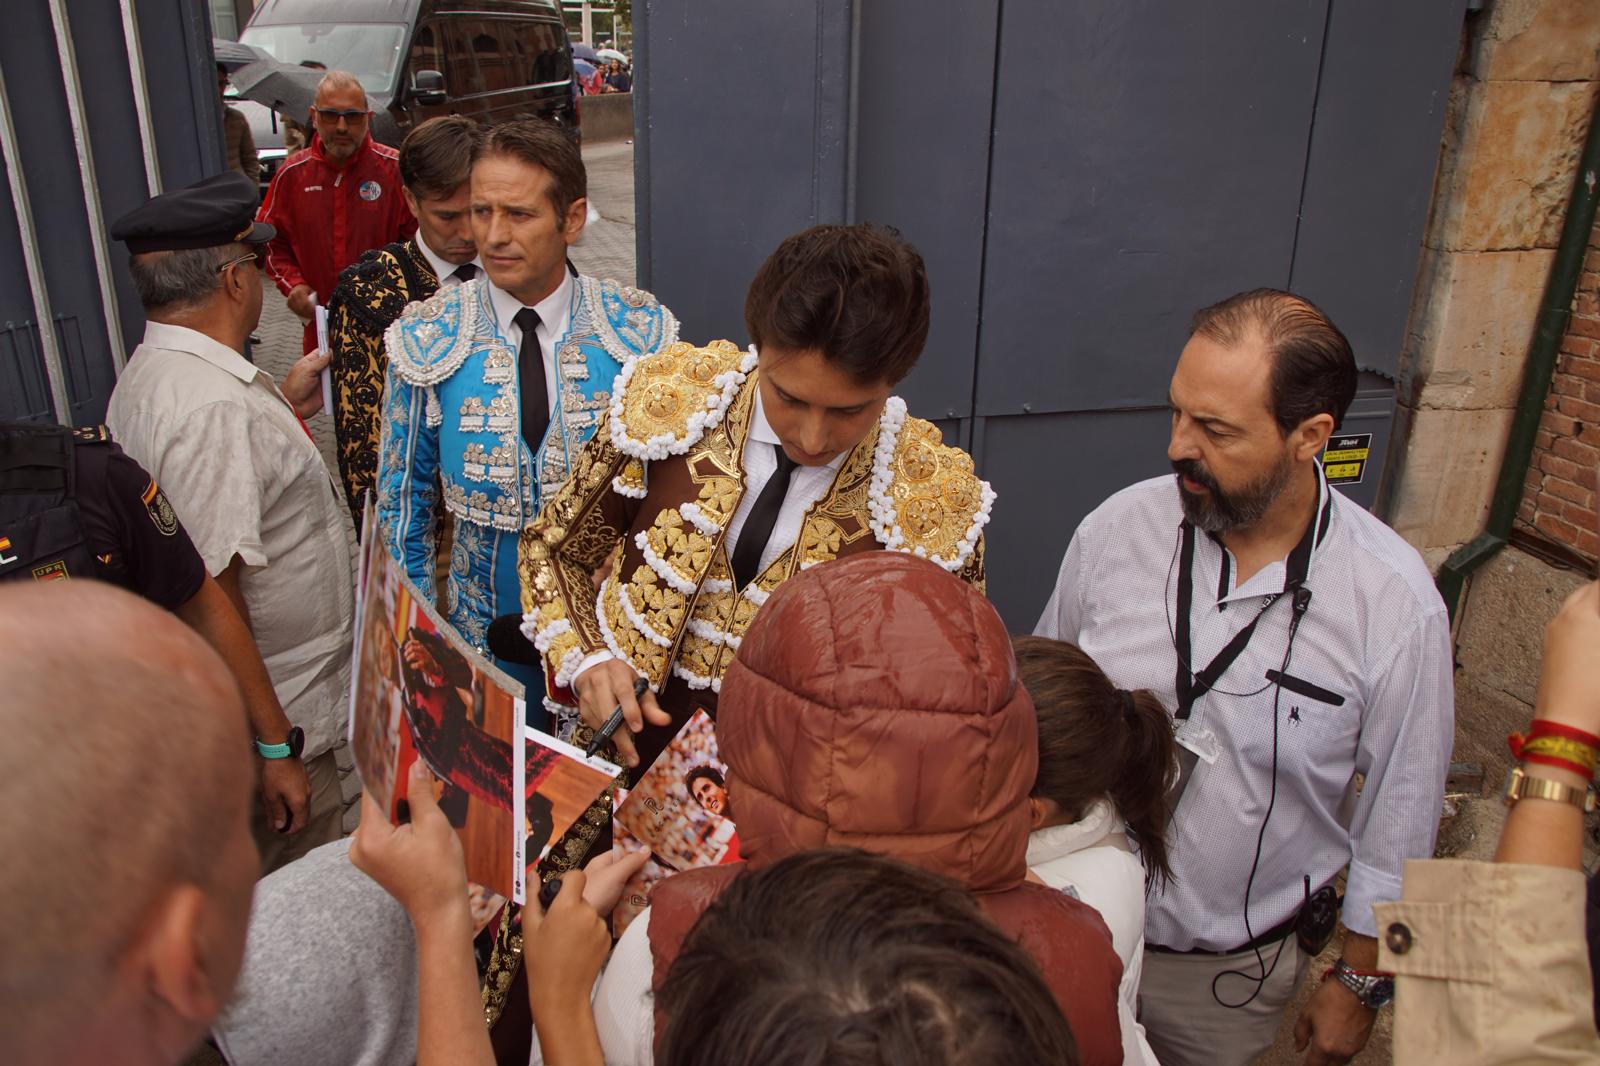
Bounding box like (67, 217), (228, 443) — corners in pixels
(1173, 489), (1333, 721)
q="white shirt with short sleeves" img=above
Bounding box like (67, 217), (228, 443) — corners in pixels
(1035, 470), (1454, 950)
(108, 322), (354, 759)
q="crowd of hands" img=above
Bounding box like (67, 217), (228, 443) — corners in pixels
(352, 759), (647, 1066)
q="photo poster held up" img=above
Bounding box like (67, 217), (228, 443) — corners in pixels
(611, 817), (672, 939)
(349, 530), (528, 903)
(522, 725), (623, 890)
(614, 710), (741, 874)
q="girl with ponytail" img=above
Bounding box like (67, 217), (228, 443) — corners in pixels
(1013, 635), (1178, 1066)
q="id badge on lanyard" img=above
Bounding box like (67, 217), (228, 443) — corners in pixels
(1165, 492), (1329, 815)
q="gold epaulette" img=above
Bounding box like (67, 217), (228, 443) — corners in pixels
(871, 407), (994, 572)
(606, 340), (755, 469)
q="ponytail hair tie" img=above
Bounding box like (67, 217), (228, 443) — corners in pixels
(1116, 688), (1136, 723)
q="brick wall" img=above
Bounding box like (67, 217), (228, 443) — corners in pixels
(1518, 214), (1600, 562)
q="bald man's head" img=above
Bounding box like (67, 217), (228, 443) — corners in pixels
(0, 582), (258, 1065)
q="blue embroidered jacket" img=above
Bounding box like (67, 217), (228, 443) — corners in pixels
(375, 275), (677, 672)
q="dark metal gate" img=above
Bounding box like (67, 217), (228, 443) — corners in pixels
(0, 0), (224, 427)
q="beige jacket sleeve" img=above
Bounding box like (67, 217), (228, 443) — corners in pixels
(1377, 859), (1600, 1066)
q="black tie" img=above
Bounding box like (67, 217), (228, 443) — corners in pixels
(513, 308), (549, 454)
(731, 444), (799, 589)
(450, 263), (478, 283)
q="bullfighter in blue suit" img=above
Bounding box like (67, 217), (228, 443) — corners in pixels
(376, 120), (675, 729)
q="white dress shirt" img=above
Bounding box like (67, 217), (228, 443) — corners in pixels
(486, 269), (574, 418)
(414, 234), (481, 289)
(574, 387), (849, 684)
(107, 322), (355, 760)
(1035, 471), (1454, 949)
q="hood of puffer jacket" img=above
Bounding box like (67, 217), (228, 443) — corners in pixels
(717, 553), (1037, 895)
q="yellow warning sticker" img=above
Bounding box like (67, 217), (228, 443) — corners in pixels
(1320, 433), (1372, 486)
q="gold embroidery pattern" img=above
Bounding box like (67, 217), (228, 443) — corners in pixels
(599, 574), (672, 684)
(642, 508), (716, 590)
(626, 563), (689, 641)
(518, 403), (635, 678)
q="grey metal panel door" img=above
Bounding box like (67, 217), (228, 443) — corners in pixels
(1288, 0), (1467, 376)
(138, 0), (227, 191)
(71, 0), (162, 359)
(0, 0), (117, 426)
(975, 0), (1330, 417)
(853, 0), (998, 424)
(0, 139), (56, 423)
(980, 409), (1177, 628)
(634, 0), (853, 343)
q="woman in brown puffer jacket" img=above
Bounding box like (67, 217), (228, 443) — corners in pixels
(584, 552), (1126, 1066)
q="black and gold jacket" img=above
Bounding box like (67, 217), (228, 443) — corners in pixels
(326, 239), (438, 525)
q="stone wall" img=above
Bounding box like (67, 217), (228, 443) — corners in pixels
(1383, 0), (1600, 573)
(1517, 212), (1600, 562)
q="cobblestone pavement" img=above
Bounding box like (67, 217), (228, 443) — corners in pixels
(571, 139), (637, 284)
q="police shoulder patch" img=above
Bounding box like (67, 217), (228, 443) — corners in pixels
(71, 424), (110, 445)
(143, 481), (180, 536)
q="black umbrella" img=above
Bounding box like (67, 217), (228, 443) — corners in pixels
(213, 38), (270, 70)
(229, 58), (327, 119)
(571, 42), (599, 63)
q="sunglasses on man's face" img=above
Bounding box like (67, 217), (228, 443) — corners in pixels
(315, 108), (369, 123)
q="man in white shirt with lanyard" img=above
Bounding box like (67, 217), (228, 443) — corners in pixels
(1036, 288), (1453, 1066)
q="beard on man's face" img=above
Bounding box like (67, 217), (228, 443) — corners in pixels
(1172, 452), (1293, 533)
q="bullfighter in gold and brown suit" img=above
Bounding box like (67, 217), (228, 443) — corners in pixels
(508, 224), (995, 775)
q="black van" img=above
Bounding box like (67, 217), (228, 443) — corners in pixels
(237, 0), (577, 184)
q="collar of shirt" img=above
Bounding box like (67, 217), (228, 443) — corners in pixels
(487, 267), (574, 353)
(140, 321), (260, 385)
(415, 237), (480, 288)
(1211, 463), (1333, 607)
(746, 388), (850, 472)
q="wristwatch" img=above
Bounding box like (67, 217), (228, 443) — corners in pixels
(1503, 764), (1597, 812)
(255, 726), (305, 760)
(1330, 959), (1394, 1009)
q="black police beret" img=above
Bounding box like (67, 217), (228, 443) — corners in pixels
(110, 171), (276, 254)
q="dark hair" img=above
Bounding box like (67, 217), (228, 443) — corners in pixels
(400, 115), (484, 200)
(684, 765), (724, 799)
(1189, 288), (1357, 435)
(477, 118), (586, 220)
(657, 848), (1080, 1066)
(1012, 636), (1175, 889)
(743, 223), (930, 386)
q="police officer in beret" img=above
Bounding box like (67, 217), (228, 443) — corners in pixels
(106, 170), (355, 873)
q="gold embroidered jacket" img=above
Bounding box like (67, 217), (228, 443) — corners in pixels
(518, 340), (995, 704)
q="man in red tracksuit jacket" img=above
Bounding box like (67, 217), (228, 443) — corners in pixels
(257, 71), (416, 352)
